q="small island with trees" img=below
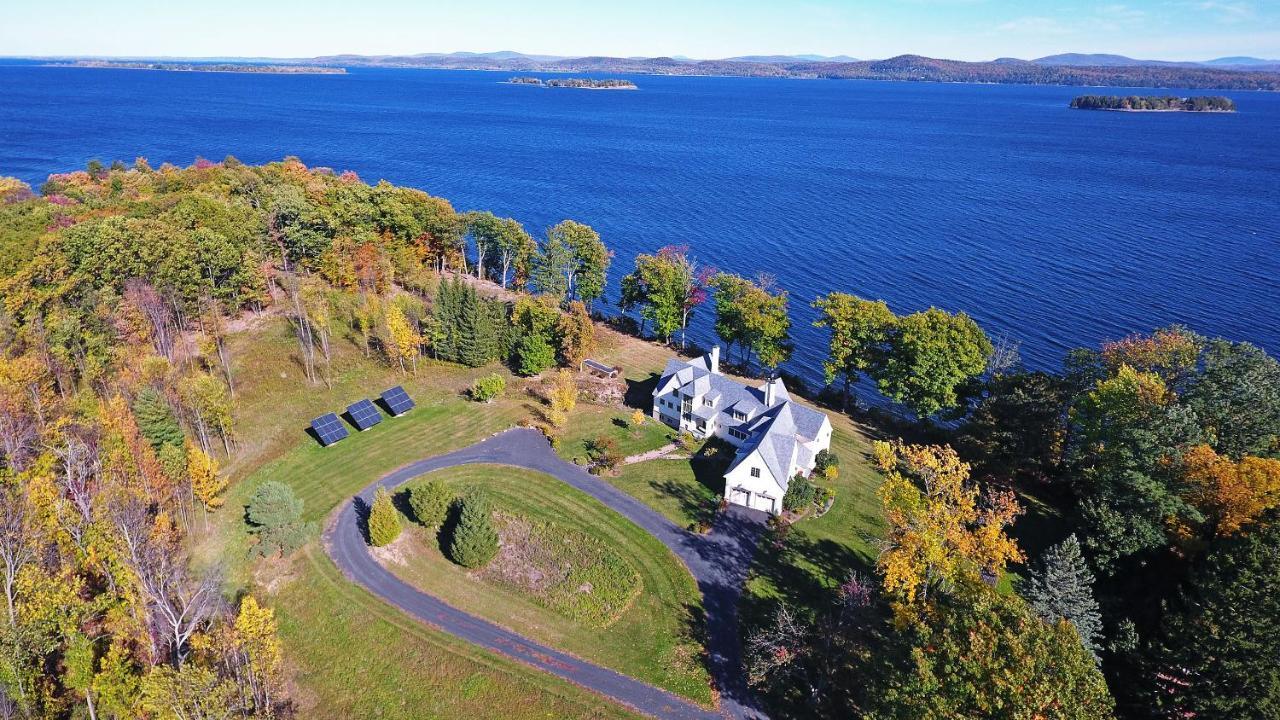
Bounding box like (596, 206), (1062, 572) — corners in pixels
(1069, 94), (1236, 112)
(507, 76), (637, 89)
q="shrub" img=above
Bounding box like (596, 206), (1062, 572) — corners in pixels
(408, 479), (451, 528)
(247, 480), (312, 557)
(677, 432), (698, 452)
(585, 436), (623, 475)
(548, 369), (577, 414)
(469, 373), (507, 402)
(629, 409), (647, 428)
(783, 474), (818, 512)
(449, 493), (499, 568)
(815, 449), (840, 475)
(367, 486), (402, 547)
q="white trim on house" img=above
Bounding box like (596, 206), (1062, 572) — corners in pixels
(651, 346), (833, 515)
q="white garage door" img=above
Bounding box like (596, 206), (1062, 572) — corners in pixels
(729, 488), (750, 507)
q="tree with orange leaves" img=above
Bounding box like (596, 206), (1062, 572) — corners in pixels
(876, 442), (1023, 615)
(1181, 444), (1280, 536)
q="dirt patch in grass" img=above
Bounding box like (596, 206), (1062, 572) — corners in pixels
(369, 532), (413, 567)
(480, 511), (642, 628)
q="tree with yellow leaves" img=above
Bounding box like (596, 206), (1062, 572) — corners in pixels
(384, 302), (422, 375)
(876, 442), (1023, 615)
(187, 440), (225, 525)
(1181, 444), (1280, 536)
(234, 595), (283, 714)
(548, 369), (577, 417)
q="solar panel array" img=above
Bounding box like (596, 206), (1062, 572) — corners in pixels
(311, 413), (349, 447)
(381, 386), (415, 416)
(347, 399), (383, 431)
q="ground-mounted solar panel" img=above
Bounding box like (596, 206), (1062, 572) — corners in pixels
(311, 412), (348, 447)
(381, 385), (415, 417)
(346, 398), (383, 431)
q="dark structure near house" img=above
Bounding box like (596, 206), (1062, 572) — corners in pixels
(581, 359), (621, 379)
(381, 386), (415, 416)
(347, 399), (383, 431)
(311, 413), (349, 447)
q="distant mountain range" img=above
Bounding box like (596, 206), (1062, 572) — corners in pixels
(27, 50), (1280, 91)
(1028, 52), (1280, 71)
(294, 50), (1280, 90)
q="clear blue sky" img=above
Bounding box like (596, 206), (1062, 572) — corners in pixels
(4, 0), (1277, 61)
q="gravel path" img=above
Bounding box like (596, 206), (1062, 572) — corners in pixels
(324, 427), (770, 720)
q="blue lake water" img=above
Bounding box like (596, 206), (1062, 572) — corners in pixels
(2, 62), (1278, 384)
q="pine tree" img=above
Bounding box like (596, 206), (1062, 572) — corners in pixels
(456, 284), (497, 367)
(408, 479), (452, 528)
(433, 277), (461, 362)
(134, 387), (184, 450)
(448, 493), (499, 568)
(367, 486), (402, 547)
(1022, 534), (1103, 659)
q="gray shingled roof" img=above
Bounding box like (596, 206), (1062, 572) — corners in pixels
(654, 350), (830, 492)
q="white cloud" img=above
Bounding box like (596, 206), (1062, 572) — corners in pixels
(1192, 1), (1255, 24)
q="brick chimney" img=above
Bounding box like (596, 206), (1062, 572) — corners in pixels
(709, 345), (720, 374)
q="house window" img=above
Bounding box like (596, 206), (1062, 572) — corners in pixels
(703, 397), (714, 407)
(695, 420), (706, 433)
(729, 427), (748, 441)
(731, 410), (747, 421)
(750, 467), (761, 478)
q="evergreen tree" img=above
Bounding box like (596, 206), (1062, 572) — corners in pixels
(433, 276), (462, 362)
(1021, 534), (1104, 659)
(367, 486), (402, 547)
(1152, 515), (1280, 718)
(246, 480), (311, 557)
(456, 284), (498, 367)
(134, 387), (184, 450)
(448, 492), (499, 568)
(514, 331), (556, 376)
(408, 479), (451, 528)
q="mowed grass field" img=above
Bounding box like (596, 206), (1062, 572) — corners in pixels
(382, 465), (713, 705)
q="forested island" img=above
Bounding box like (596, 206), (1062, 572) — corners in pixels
(1070, 94), (1237, 111)
(507, 76), (637, 89)
(53, 60), (346, 74)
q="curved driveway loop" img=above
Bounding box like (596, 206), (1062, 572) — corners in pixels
(324, 428), (769, 720)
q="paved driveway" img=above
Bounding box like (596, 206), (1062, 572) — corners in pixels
(324, 427), (770, 720)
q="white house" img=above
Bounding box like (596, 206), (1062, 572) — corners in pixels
(651, 346), (832, 515)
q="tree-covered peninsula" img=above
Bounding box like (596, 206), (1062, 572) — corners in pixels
(1070, 94), (1236, 111)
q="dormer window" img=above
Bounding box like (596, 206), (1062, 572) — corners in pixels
(703, 397), (714, 407)
(731, 409), (747, 421)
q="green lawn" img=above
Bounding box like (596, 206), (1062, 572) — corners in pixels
(555, 401), (676, 466)
(271, 545), (643, 720)
(381, 465), (713, 705)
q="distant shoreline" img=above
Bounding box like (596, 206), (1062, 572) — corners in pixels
(46, 61), (346, 75)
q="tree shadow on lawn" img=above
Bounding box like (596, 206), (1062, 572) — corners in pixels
(650, 454), (728, 529)
(740, 530), (874, 630)
(624, 373), (659, 410)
